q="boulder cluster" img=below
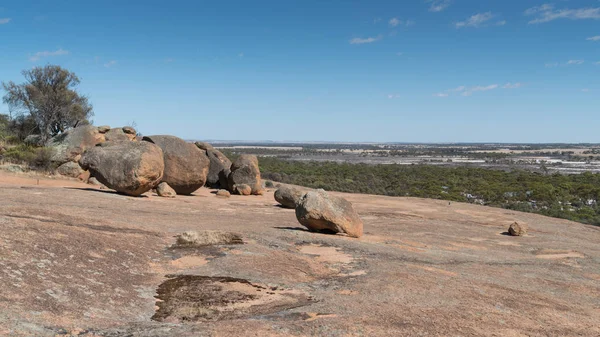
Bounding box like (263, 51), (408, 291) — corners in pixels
(47, 125), (264, 197)
(47, 125), (365, 239)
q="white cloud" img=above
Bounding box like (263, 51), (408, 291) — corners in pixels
(545, 62), (559, 68)
(387, 94), (401, 99)
(349, 35), (382, 45)
(29, 48), (69, 62)
(456, 12), (494, 28)
(594, 61), (600, 65)
(462, 84), (498, 96)
(0, 18), (11, 24)
(525, 4), (600, 24)
(437, 83), (523, 97)
(567, 59), (584, 65)
(587, 35), (600, 41)
(428, 0), (451, 12)
(104, 60), (117, 68)
(388, 18), (414, 27)
(503, 82), (524, 89)
(496, 20), (507, 26)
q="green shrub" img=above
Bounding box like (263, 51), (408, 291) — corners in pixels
(31, 147), (55, 171)
(2, 144), (37, 164)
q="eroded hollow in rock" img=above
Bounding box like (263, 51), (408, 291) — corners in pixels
(152, 275), (313, 322)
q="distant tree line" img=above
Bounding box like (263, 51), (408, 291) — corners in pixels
(257, 156), (600, 226)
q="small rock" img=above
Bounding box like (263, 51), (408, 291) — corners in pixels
(156, 182), (176, 198)
(508, 222), (527, 236)
(122, 126), (137, 135)
(56, 162), (85, 178)
(175, 231), (243, 247)
(216, 189), (231, 198)
(97, 125), (111, 134)
(234, 184), (252, 196)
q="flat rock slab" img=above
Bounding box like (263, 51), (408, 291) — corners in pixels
(0, 171), (599, 336)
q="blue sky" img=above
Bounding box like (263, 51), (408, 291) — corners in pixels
(0, 0), (599, 143)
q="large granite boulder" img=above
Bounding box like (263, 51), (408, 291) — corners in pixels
(295, 189), (364, 238)
(227, 155), (263, 195)
(79, 141), (164, 196)
(195, 142), (232, 189)
(142, 135), (210, 195)
(274, 186), (307, 209)
(47, 125), (104, 165)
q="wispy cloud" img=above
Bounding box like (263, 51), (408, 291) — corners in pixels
(496, 20), (507, 26)
(349, 35), (382, 45)
(595, 61), (600, 66)
(545, 62), (559, 68)
(456, 12), (495, 28)
(388, 18), (414, 27)
(29, 48), (69, 62)
(436, 83), (520, 97)
(462, 84), (499, 96)
(567, 59), (584, 65)
(525, 4), (600, 24)
(0, 18), (11, 24)
(581, 88), (590, 92)
(428, 0), (451, 12)
(104, 60), (117, 68)
(587, 35), (600, 41)
(396, 52), (404, 56)
(387, 94), (401, 99)
(503, 82), (524, 89)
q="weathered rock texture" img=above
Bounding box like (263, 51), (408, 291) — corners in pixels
(274, 186), (307, 209)
(142, 135), (210, 195)
(174, 230), (243, 247)
(195, 142), (232, 189)
(104, 128), (135, 142)
(79, 141), (164, 196)
(47, 125), (104, 165)
(228, 155), (263, 195)
(295, 189), (364, 238)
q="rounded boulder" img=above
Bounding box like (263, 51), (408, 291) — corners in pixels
(228, 154), (263, 195)
(274, 186), (307, 209)
(79, 141), (164, 196)
(295, 189), (364, 238)
(143, 135), (210, 195)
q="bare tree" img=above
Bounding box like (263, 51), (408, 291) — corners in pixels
(2, 65), (93, 143)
